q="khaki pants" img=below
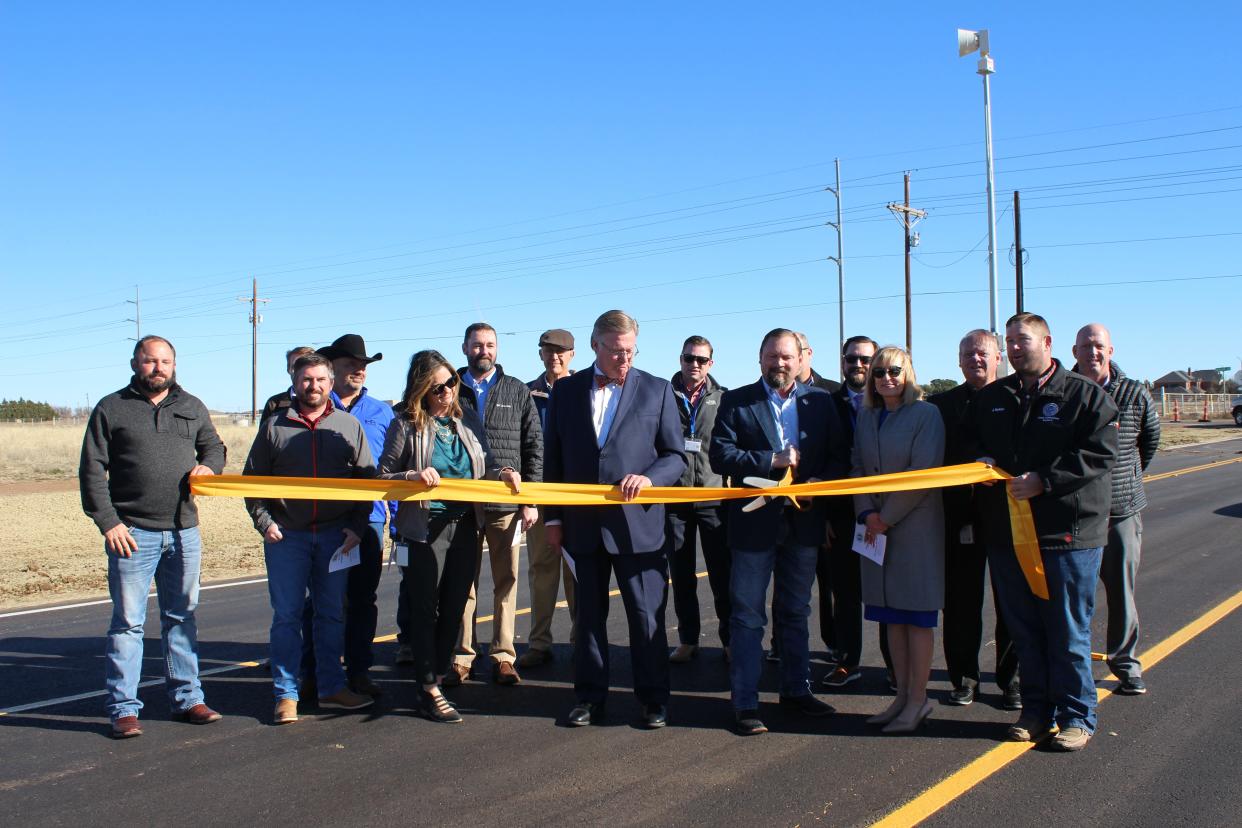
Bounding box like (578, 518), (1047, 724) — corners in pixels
(454, 510), (521, 667)
(525, 510), (576, 652)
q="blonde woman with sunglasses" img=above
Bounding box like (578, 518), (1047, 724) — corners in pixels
(852, 346), (946, 733)
(378, 350), (521, 723)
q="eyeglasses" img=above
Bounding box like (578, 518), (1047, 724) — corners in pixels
(429, 375), (460, 395)
(871, 365), (904, 379)
(680, 354), (710, 366)
(600, 347), (639, 362)
(844, 354), (872, 365)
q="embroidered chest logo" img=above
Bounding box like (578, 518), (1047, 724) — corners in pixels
(1038, 402), (1061, 423)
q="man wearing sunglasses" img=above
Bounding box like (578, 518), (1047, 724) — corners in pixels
(666, 336), (731, 664)
(819, 335), (894, 690)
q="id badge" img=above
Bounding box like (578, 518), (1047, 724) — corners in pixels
(684, 438), (703, 453)
(395, 542), (409, 567)
(959, 524), (974, 545)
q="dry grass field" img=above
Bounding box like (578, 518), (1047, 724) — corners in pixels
(0, 420), (265, 607)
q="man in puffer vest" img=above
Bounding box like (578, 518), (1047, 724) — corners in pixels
(1072, 323), (1160, 697)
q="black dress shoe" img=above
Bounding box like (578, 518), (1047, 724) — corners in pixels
(567, 701), (605, 727)
(642, 704), (667, 729)
(779, 693), (837, 717)
(734, 710), (768, 736)
(1002, 685), (1023, 710)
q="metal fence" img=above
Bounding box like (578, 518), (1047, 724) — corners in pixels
(1157, 392), (1239, 420)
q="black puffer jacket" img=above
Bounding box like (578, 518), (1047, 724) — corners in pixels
(1073, 361), (1161, 518)
(458, 365), (543, 512)
(669, 373), (726, 498)
(971, 360), (1119, 550)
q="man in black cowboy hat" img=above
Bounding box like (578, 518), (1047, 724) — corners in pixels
(298, 333), (398, 701)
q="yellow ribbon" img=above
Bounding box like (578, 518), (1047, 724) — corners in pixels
(192, 462), (1047, 599)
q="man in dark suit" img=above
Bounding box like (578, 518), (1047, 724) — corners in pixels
(929, 329), (1019, 709)
(821, 335), (892, 690)
(710, 328), (850, 735)
(543, 310), (687, 729)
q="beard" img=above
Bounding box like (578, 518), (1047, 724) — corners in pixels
(469, 355), (494, 375)
(763, 367), (793, 390)
(845, 368), (868, 392)
(134, 371), (175, 394)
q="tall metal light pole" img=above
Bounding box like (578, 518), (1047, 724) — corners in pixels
(958, 28), (1003, 363)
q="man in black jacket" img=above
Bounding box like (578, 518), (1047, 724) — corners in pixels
(80, 336), (226, 738)
(929, 330), (1019, 709)
(1072, 323), (1160, 697)
(452, 322), (543, 686)
(821, 335), (893, 689)
(666, 335), (730, 663)
(973, 312), (1118, 752)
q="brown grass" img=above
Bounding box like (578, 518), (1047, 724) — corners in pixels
(0, 419), (264, 608)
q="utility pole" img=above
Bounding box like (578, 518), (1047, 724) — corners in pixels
(825, 158), (846, 357)
(1013, 190), (1024, 314)
(125, 286), (141, 341)
(237, 279), (270, 424)
(887, 172), (926, 356)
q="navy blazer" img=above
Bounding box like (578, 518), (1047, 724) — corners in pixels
(543, 366), (687, 555)
(709, 380), (850, 550)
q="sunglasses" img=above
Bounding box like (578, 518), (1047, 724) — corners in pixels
(680, 354), (711, 365)
(844, 354), (872, 365)
(871, 365), (905, 379)
(429, 374), (460, 395)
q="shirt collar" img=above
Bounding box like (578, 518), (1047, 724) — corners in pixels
(764, 379), (797, 404)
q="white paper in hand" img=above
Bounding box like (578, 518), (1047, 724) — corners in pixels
(328, 544), (361, 573)
(852, 524), (886, 566)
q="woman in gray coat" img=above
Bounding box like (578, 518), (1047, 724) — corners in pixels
(379, 350), (522, 723)
(852, 346), (945, 733)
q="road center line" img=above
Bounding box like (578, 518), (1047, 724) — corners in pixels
(866, 588), (1242, 828)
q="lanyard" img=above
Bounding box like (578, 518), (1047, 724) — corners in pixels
(680, 388), (705, 437)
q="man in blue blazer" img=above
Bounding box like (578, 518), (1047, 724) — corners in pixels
(710, 328), (850, 735)
(543, 310), (687, 729)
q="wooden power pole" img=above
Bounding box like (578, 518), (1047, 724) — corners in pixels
(887, 173), (926, 355)
(237, 279), (270, 423)
(1013, 190), (1025, 314)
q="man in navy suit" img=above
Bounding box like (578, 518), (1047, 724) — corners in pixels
(543, 310), (687, 729)
(710, 328), (850, 735)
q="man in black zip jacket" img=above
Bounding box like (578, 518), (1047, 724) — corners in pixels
(972, 312), (1118, 752)
(666, 335), (730, 663)
(451, 322), (543, 686)
(1072, 323), (1160, 697)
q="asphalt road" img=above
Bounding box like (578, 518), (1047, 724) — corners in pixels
(3, 439), (1240, 827)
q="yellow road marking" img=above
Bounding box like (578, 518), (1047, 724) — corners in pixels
(1143, 456), (1242, 483)
(868, 588), (1242, 827)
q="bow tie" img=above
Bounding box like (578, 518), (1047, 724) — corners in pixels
(595, 374), (624, 389)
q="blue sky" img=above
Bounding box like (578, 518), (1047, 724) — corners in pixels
(3, 3), (1240, 411)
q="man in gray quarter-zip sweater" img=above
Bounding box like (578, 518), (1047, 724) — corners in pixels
(79, 336), (226, 739)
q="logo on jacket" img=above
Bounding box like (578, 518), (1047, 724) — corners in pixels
(1038, 402), (1061, 423)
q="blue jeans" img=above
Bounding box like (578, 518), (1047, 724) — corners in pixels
(988, 543), (1103, 733)
(104, 526), (204, 720)
(300, 521), (385, 681)
(729, 534), (818, 711)
(265, 527), (348, 701)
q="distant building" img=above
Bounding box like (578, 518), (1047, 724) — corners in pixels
(1152, 369), (1225, 394)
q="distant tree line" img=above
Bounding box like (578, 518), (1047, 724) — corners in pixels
(0, 398), (59, 421)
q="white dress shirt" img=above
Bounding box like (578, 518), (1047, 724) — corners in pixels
(591, 365), (623, 448)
